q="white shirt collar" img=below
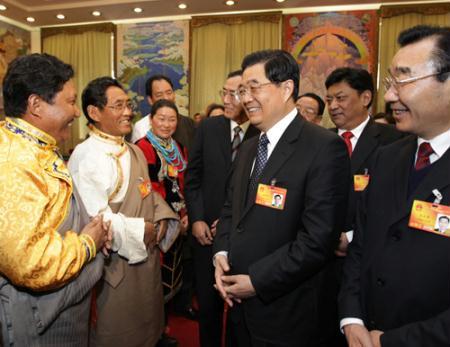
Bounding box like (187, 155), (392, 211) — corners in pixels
(337, 116), (370, 141)
(417, 127), (450, 162)
(263, 108), (297, 158)
(230, 119), (251, 141)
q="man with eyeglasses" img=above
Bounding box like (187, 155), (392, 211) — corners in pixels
(131, 74), (195, 151)
(213, 50), (349, 346)
(296, 92), (325, 125)
(185, 70), (259, 347)
(340, 25), (450, 347)
(321, 67), (403, 347)
(68, 77), (180, 347)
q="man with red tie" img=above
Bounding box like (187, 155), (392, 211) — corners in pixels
(340, 25), (450, 347)
(323, 67), (402, 347)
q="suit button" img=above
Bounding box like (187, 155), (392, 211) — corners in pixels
(236, 226), (243, 233)
(391, 234), (400, 241)
(376, 278), (385, 287)
(369, 320), (376, 328)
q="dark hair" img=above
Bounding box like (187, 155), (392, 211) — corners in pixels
(325, 67), (374, 107)
(82, 77), (124, 124)
(206, 103), (224, 117)
(3, 53), (74, 117)
(439, 215), (450, 223)
(298, 92), (325, 116)
(145, 74), (174, 97)
(398, 25), (450, 82)
(241, 49), (299, 101)
(274, 194), (281, 199)
(150, 99), (179, 118)
(227, 70), (242, 79)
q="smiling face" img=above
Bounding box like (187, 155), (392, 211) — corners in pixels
(151, 106), (178, 139)
(91, 86), (133, 136)
(384, 37), (450, 139)
(148, 79), (175, 105)
(36, 79), (80, 143)
(221, 75), (245, 122)
(240, 63), (294, 132)
(326, 81), (371, 131)
(296, 96), (321, 124)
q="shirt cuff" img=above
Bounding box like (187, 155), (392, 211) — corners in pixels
(345, 230), (354, 243)
(213, 251), (228, 267)
(340, 317), (365, 333)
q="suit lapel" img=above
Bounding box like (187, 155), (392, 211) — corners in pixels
(351, 120), (379, 174)
(390, 137), (450, 225)
(239, 117), (303, 221)
(219, 117), (231, 162)
(236, 137), (258, 220)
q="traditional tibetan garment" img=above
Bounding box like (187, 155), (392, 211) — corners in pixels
(0, 117), (103, 346)
(69, 127), (179, 347)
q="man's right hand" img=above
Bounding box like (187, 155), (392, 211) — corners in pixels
(192, 221), (213, 245)
(81, 215), (108, 252)
(343, 324), (375, 347)
(214, 254), (233, 306)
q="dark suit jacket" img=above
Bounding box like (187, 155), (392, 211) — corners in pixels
(185, 115), (259, 226)
(333, 120), (403, 231)
(339, 135), (450, 347)
(214, 116), (350, 344)
(174, 114), (195, 153)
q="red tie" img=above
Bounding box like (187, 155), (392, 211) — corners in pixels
(341, 131), (354, 156)
(415, 142), (434, 170)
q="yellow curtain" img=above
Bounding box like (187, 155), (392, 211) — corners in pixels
(191, 13), (281, 115)
(377, 8), (450, 112)
(43, 30), (113, 154)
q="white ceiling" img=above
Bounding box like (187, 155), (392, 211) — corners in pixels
(0, 0), (443, 27)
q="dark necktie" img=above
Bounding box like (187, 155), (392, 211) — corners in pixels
(247, 134), (270, 203)
(415, 142), (434, 170)
(341, 131), (354, 157)
(231, 125), (242, 162)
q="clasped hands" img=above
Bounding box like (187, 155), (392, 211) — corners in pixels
(213, 254), (256, 306)
(344, 324), (384, 347)
(81, 214), (112, 256)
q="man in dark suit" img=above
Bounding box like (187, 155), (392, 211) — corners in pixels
(320, 68), (403, 347)
(213, 49), (350, 346)
(185, 70), (259, 347)
(326, 67), (403, 252)
(340, 25), (450, 347)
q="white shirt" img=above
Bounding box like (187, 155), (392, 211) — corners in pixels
(340, 126), (450, 332)
(131, 114), (151, 144)
(230, 119), (251, 142)
(68, 132), (147, 264)
(337, 116), (370, 151)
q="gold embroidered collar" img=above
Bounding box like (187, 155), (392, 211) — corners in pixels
(5, 117), (57, 148)
(89, 125), (125, 146)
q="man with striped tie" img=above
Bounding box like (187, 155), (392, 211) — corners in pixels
(185, 70), (259, 347)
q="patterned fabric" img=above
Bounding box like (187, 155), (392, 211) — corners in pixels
(0, 117), (89, 291)
(341, 131), (354, 156)
(248, 134), (270, 201)
(231, 125), (242, 162)
(415, 142), (434, 170)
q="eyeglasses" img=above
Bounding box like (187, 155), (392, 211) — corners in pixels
(383, 71), (441, 91)
(236, 82), (274, 101)
(106, 101), (134, 113)
(298, 107), (318, 117)
(219, 89), (239, 102)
